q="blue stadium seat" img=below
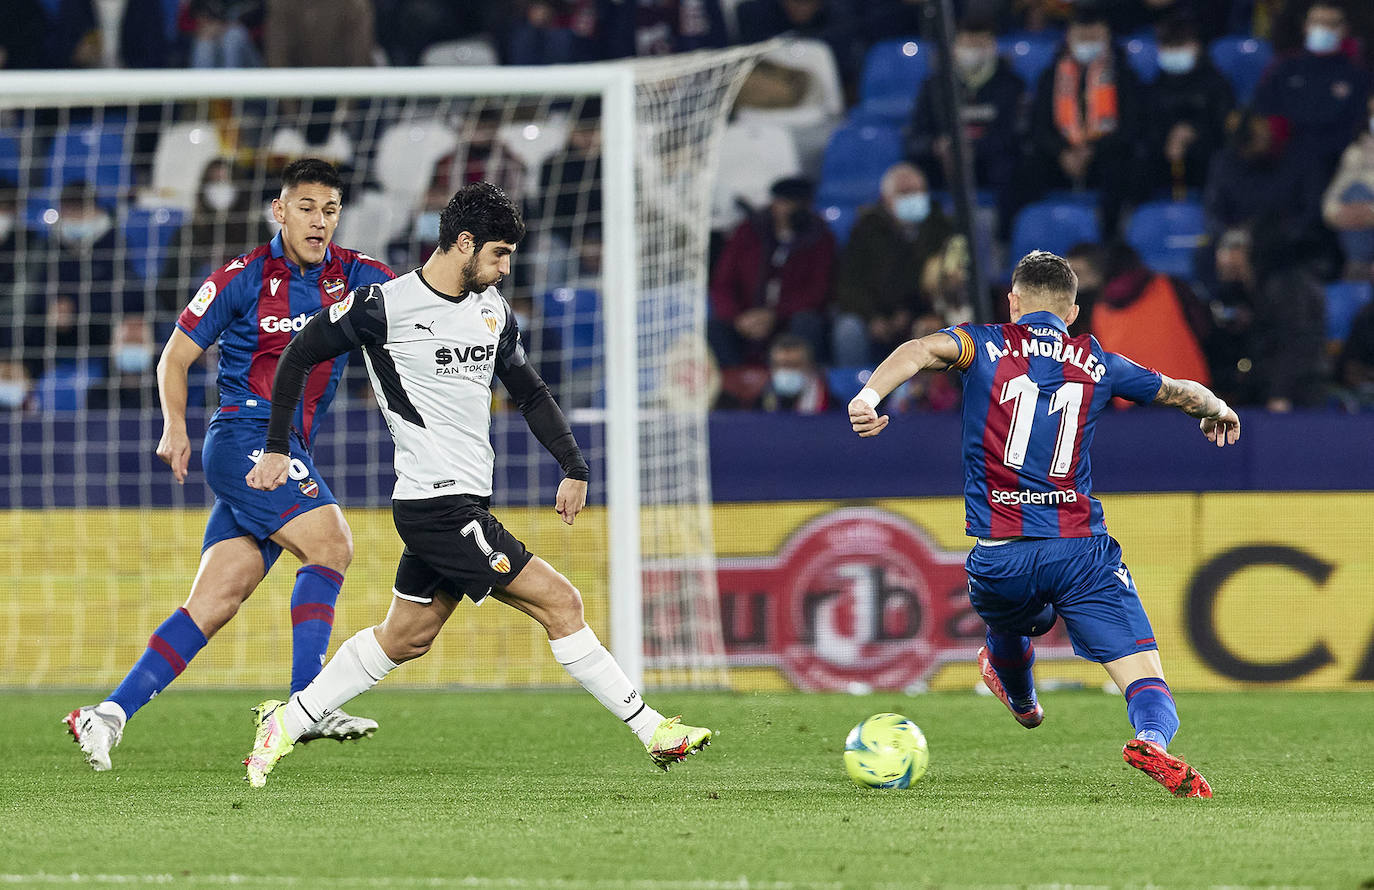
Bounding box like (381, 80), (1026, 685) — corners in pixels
(1209, 36), (1273, 104)
(1125, 200), (1206, 278)
(816, 124), (903, 207)
(45, 124), (132, 203)
(855, 38), (930, 124)
(1008, 200), (1100, 279)
(540, 288), (600, 370)
(33, 361), (103, 412)
(0, 132), (20, 185)
(1123, 36), (1158, 83)
(827, 367), (873, 401)
(1326, 281), (1373, 342)
(997, 34), (1058, 87)
(123, 207), (186, 281)
(820, 203), (859, 247)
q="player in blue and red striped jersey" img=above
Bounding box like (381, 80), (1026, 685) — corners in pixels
(849, 250), (1240, 798)
(65, 159), (395, 771)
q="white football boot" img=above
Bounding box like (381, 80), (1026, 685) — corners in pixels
(63, 702), (126, 771)
(296, 708), (378, 743)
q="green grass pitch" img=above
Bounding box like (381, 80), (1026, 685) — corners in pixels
(3, 689), (1372, 889)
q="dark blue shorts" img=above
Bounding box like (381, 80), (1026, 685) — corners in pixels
(964, 535), (1158, 663)
(200, 417), (337, 572)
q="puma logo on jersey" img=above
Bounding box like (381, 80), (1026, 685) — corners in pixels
(414, 322), (435, 335)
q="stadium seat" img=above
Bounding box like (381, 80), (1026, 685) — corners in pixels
(146, 122), (225, 211)
(997, 34), (1058, 88)
(855, 38), (930, 125)
(1325, 281), (1373, 342)
(45, 124), (132, 203)
(122, 207), (186, 281)
(1008, 200), (1099, 279)
(420, 38), (499, 67)
(541, 288), (600, 370)
(712, 119), (801, 233)
(1209, 37), (1273, 105)
(0, 132), (20, 185)
(372, 119), (460, 215)
(826, 367), (873, 401)
(816, 124), (903, 208)
(820, 204), (859, 247)
(33, 361), (103, 412)
(1124, 200), (1206, 278)
(1123, 36), (1158, 83)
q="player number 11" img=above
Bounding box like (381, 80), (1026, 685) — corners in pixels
(998, 375), (1084, 477)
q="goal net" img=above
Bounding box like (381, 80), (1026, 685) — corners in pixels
(0, 51), (765, 691)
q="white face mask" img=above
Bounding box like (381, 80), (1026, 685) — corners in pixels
(1305, 24), (1341, 54)
(1071, 41), (1106, 65)
(114, 344), (154, 374)
(0, 381), (28, 408)
(202, 182), (238, 212)
(1157, 47), (1198, 75)
(0, 213), (14, 243)
(954, 46), (994, 77)
(894, 192), (931, 224)
(58, 213), (112, 247)
(771, 368), (807, 398)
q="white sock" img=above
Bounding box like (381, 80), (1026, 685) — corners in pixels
(549, 625), (663, 744)
(282, 627), (397, 741)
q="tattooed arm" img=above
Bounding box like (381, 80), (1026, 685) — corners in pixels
(1152, 374), (1241, 447)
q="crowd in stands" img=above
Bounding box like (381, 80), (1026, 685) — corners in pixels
(0, 0), (1372, 416)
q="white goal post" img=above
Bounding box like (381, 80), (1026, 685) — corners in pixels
(0, 49), (767, 690)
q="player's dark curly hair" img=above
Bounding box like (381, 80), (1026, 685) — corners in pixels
(1011, 250), (1078, 302)
(438, 181), (527, 253)
(280, 158), (343, 195)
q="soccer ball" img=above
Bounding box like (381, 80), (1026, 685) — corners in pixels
(843, 712), (929, 789)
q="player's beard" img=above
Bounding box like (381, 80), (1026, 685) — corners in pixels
(461, 253), (502, 292)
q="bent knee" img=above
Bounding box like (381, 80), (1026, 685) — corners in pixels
(307, 534), (353, 573)
(543, 580), (585, 636)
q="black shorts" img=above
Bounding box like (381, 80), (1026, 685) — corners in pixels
(391, 495), (535, 604)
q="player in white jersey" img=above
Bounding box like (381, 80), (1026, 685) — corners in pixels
(240, 182), (712, 786)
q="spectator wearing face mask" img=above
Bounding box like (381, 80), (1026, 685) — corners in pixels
(830, 162), (959, 367)
(906, 16), (1025, 202)
(87, 315), (160, 410)
(1322, 94), (1374, 280)
(760, 333), (832, 414)
(157, 159), (274, 314)
(0, 358), (32, 412)
(1140, 16), (1235, 202)
(1254, 0), (1370, 184)
(1021, 6), (1143, 237)
(708, 176), (834, 368)
(23, 184), (136, 378)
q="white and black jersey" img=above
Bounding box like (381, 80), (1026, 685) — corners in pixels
(263, 269), (588, 502)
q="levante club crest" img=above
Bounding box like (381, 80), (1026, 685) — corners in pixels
(693, 507), (1072, 691)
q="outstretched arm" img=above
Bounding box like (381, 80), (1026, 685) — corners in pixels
(1153, 374), (1241, 447)
(848, 331), (965, 437)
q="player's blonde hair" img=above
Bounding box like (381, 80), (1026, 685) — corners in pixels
(1011, 250), (1078, 316)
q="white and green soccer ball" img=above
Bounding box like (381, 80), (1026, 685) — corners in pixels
(843, 712), (929, 789)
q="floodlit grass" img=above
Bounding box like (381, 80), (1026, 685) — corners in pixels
(3, 689), (1371, 889)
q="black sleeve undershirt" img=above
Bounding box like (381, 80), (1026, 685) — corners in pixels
(494, 307), (588, 482)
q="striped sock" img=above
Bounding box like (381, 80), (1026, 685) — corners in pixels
(1124, 677), (1180, 747)
(107, 607), (208, 718)
(289, 565), (343, 695)
(986, 631), (1038, 712)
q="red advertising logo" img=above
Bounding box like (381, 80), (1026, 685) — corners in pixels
(708, 507), (1073, 691)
